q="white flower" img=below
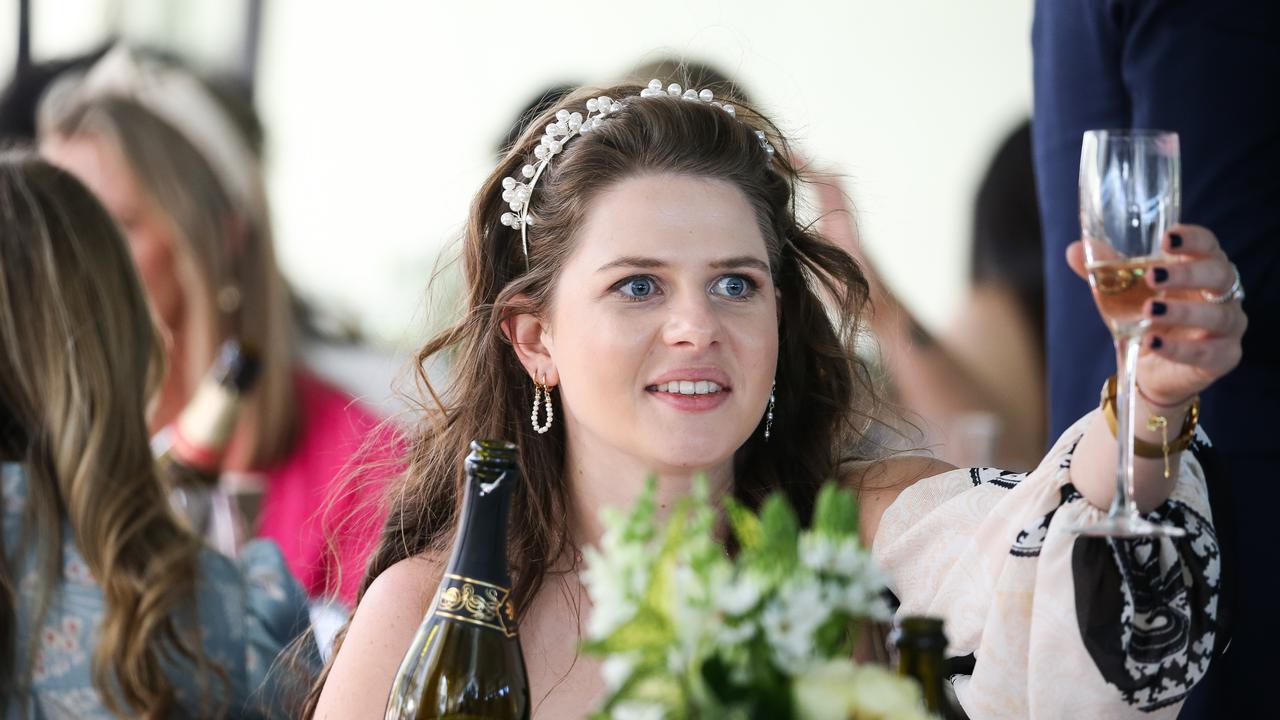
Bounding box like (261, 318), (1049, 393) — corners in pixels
(612, 701), (667, 720)
(602, 655), (636, 691)
(831, 537), (867, 577)
(800, 533), (837, 573)
(762, 578), (828, 669)
(845, 663), (933, 720)
(717, 573), (764, 616)
(715, 618), (757, 646)
(670, 565), (716, 656)
(793, 660), (930, 720)
(583, 543), (650, 638)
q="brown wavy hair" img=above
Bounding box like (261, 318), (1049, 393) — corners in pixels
(0, 152), (222, 716)
(304, 82), (883, 711)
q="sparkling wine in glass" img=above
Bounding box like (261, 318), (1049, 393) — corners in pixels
(1075, 129), (1185, 538)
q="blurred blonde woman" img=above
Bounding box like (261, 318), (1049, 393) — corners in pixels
(37, 47), (390, 604)
(0, 152), (315, 717)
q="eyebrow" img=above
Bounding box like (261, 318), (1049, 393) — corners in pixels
(595, 255), (771, 274)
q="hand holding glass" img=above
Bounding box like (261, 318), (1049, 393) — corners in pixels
(1075, 129), (1185, 538)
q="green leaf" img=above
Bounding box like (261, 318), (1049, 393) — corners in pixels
(811, 482), (859, 538)
(619, 476), (660, 543)
(645, 498), (693, 617)
(811, 609), (859, 658)
(724, 497), (762, 551)
(582, 606), (672, 655)
(756, 493), (800, 576)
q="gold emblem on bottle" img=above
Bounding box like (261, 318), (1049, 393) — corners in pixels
(432, 573), (519, 637)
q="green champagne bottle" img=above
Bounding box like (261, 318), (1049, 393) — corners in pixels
(893, 615), (967, 720)
(385, 440), (530, 720)
(161, 340), (259, 556)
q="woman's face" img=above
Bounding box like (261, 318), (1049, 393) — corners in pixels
(543, 173), (778, 474)
(41, 133), (187, 332)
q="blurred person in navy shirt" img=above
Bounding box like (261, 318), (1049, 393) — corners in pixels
(1032, 1), (1279, 716)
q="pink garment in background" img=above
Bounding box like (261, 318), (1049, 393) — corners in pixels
(256, 369), (396, 606)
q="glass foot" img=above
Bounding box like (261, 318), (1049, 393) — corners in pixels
(1072, 514), (1186, 538)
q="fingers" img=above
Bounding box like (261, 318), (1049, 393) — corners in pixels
(1145, 332), (1243, 377)
(1148, 255), (1236, 293)
(1065, 240), (1087, 280)
(1146, 297), (1248, 338)
(1162, 224), (1225, 259)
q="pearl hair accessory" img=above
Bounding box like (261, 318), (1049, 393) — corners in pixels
(500, 79), (776, 258)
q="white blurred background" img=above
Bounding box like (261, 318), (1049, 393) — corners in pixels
(1, 0), (1034, 350)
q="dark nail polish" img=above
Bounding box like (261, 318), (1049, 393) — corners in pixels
(1151, 336), (1164, 350)
(1169, 233), (1183, 248)
(1153, 267), (1169, 284)
(1152, 301), (1168, 316)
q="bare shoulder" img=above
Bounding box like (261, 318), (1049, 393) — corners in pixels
(843, 455), (957, 548)
(313, 554), (442, 719)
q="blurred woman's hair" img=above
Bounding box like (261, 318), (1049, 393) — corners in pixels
(971, 120), (1044, 345)
(0, 151), (222, 716)
(37, 51), (298, 466)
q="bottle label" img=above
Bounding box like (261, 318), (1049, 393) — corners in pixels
(431, 573), (519, 638)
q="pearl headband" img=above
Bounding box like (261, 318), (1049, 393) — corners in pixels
(499, 79), (776, 259)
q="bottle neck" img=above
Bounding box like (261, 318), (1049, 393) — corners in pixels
(444, 464), (515, 588)
(898, 635), (948, 713)
(169, 376), (242, 474)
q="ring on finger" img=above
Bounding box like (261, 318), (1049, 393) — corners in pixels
(1202, 264), (1245, 304)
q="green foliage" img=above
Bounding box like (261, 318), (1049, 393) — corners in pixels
(812, 482), (860, 538)
(582, 475), (923, 720)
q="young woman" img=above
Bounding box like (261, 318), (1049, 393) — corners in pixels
(313, 82), (1240, 718)
(0, 152), (315, 717)
(36, 47), (388, 604)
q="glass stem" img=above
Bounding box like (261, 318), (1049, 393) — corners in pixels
(1112, 333), (1143, 519)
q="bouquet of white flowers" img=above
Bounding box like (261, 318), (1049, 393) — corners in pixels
(582, 478), (931, 720)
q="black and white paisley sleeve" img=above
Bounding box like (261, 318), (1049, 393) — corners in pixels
(1071, 428), (1225, 713)
(872, 410), (1224, 719)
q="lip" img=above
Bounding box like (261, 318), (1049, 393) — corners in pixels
(645, 366), (732, 414)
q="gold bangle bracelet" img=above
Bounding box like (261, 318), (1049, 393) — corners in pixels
(1100, 374), (1199, 466)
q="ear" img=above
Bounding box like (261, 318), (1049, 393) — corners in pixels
(501, 297), (560, 387)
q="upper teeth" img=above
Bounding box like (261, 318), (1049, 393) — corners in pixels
(655, 380), (722, 395)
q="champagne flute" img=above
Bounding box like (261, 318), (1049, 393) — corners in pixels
(1075, 129), (1185, 538)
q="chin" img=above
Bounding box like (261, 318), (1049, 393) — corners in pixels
(643, 431), (745, 473)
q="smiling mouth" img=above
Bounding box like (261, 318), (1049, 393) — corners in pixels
(645, 380), (728, 396)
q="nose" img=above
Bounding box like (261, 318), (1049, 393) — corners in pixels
(661, 291), (721, 350)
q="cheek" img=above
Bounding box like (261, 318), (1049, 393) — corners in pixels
(728, 309), (780, 403)
(124, 226), (186, 327)
(553, 308), (656, 405)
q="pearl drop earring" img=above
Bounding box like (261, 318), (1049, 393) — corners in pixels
(764, 380), (776, 441)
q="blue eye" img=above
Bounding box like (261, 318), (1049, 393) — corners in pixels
(617, 276), (657, 299)
(713, 275), (755, 299)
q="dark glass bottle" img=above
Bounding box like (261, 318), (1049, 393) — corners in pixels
(385, 440), (530, 720)
(894, 615), (967, 720)
(161, 340), (259, 556)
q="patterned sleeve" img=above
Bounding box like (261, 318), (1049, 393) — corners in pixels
(193, 539), (320, 718)
(871, 410), (1225, 719)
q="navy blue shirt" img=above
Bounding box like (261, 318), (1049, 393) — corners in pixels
(1032, 1), (1279, 715)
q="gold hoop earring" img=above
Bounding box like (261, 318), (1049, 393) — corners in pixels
(531, 374), (554, 434)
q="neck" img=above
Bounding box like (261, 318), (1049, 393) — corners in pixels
(562, 420), (734, 550)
